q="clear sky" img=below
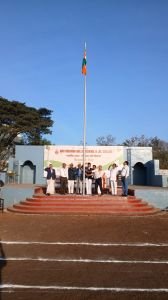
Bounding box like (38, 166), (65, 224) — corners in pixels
(0, 0), (168, 145)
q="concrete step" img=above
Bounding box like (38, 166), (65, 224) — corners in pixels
(7, 205), (160, 216)
(7, 192), (161, 216)
(21, 200), (149, 209)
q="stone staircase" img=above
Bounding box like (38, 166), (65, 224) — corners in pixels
(7, 190), (160, 216)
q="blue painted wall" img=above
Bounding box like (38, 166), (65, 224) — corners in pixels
(13, 145), (46, 185)
(134, 188), (168, 209)
(0, 186), (34, 208)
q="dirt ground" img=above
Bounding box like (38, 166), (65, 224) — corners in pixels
(0, 211), (168, 300)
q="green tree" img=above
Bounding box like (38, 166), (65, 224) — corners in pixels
(0, 97), (53, 170)
(96, 134), (115, 146)
(122, 134), (149, 147)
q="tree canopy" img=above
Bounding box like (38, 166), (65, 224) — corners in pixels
(96, 134), (115, 146)
(0, 96), (53, 170)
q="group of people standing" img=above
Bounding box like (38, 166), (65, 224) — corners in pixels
(109, 161), (129, 196)
(44, 161), (129, 197)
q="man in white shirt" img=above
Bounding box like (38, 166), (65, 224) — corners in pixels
(121, 161), (129, 197)
(109, 163), (118, 196)
(94, 165), (105, 195)
(60, 163), (68, 194)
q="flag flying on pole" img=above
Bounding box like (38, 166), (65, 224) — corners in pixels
(82, 49), (87, 75)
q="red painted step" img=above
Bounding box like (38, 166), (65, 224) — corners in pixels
(7, 192), (161, 216)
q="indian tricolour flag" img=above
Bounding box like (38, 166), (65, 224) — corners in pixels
(82, 49), (87, 75)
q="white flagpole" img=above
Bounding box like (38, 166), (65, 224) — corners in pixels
(82, 42), (86, 196)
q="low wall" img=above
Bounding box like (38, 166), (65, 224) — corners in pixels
(0, 185), (36, 208)
(129, 186), (168, 210)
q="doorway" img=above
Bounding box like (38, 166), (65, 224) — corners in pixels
(20, 161), (36, 184)
(133, 162), (146, 185)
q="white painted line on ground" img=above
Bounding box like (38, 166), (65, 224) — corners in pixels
(1, 284), (168, 292)
(1, 257), (168, 264)
(1, 241), (168, 247)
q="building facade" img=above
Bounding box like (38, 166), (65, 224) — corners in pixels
(1, 145), (167, 188)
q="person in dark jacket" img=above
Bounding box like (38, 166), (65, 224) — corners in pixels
(85, 162), (93, 195)
(76, 163), (83, 194)
(44, 163), (56, 195)
(68, 163), (76, 194)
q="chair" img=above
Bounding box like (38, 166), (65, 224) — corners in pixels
(0, 188), (4, 212)
(0, 197), (4, 213)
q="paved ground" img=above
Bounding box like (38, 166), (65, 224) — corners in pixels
(0, 211), (168, 300)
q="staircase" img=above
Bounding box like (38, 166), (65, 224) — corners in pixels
(7, 190), (160, 216)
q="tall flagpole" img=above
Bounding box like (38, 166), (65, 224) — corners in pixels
(82, 42), (87, 196)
